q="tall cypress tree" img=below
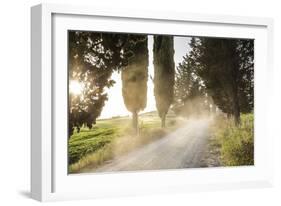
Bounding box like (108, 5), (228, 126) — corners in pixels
(199, 38), (241, 124)
(153, 35), (175, 128)
(121, 35), (148, 134)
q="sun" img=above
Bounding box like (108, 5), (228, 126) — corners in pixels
(69, 80), (84, 95)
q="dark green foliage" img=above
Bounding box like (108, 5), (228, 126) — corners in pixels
(236, 40), (254, 113)
(153, 35), (175, 127)
(173, 40), (212, 117)
(68, 32), (145, 136)
(121, 35), (148, 133)
(199, 38), (240, 124)
(68, 31), (127, 136)
(188, 37), (254, 124)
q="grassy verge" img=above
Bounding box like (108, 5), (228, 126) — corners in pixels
(212, 113), (254, 166)
(69, 115), (180, 173)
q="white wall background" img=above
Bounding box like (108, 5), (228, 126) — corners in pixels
(0, 0), (280, 205)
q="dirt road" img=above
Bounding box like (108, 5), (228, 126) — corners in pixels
(91, 118), (213, 172)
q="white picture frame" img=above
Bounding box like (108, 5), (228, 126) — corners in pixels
(31, 3), (274, 202)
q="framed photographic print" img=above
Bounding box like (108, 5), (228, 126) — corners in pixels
(31, 3), (274, 201)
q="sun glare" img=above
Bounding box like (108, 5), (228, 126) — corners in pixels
(70, 80), (84, 95)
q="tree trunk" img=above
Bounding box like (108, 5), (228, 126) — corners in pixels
(233, 91), (241, 126)
(161, 114), (166, 128)
(132, 111), (139, 135)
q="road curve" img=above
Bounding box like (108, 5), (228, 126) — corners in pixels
(89, 118), (212, 173)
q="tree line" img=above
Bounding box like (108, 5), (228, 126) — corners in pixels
(68, 31), (254, 137)
(173, 37), (254, 125)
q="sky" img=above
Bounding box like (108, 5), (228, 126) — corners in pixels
(99, 35), (191, 119)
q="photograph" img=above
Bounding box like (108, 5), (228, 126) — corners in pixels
(67, 31), (254, 174)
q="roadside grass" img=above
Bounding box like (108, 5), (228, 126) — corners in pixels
(69, 114), (181, 173)
(212, 113), (254, 166)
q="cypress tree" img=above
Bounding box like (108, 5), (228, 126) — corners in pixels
(121, 35), (148, 134)
(153, 35), (175, 128)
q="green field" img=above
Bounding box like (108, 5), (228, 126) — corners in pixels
(68, 111), (180, 173)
